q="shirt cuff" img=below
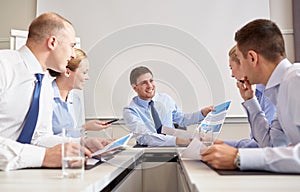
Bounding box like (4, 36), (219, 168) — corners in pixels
(20, 144), (46, 168)
(239, 148), (265, 170)
(242, 98), (262, 114)
(199, 111), (205, 120)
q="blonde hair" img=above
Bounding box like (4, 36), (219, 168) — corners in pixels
(67, 48), (87, 72)
(49, 48), (87, 77)
(228, 45), (240, 65)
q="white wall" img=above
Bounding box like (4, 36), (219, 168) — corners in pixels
(37, 0), (272, 120)
(0, 0), (36, 49)
(0, 0), (295, 141)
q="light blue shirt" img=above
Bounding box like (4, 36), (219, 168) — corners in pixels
(52, 81), (76, 135)
(239, 59), (300, 173)
(224, 84), (276, 148)
(123, 93), (204, 146)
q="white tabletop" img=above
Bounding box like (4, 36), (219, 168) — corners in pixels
(180, 158), (300, 192)
(1, 147), (299, 192)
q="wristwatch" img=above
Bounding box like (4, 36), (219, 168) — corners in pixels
(234, 151), (241, 169)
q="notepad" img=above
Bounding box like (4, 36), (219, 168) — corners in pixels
(92, 133), (133, 157)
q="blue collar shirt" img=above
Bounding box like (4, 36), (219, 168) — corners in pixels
(52, 81), (76, 135)
(239, 59), (300, 173)
(123, 93), (204, 146)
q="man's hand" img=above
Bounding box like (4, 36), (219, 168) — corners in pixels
(176, 137), (191, 147)
(201, 105), (214, 117)
(201, 143), (238, 170)
(237, 77), (254, 101)
(84, 137), (112, 153)
(42, 143), (92, 168)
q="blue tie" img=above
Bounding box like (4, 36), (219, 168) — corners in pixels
(17, 73), (44, 144)
(149, 101), (162, 134)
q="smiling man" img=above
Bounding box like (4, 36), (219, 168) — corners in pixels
(123, 66), (213, 147)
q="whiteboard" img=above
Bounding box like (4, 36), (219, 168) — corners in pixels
(37, 0), (270, 119)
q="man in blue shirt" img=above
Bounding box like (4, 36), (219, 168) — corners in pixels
(201, 19), (300, 173)
(123, 66), (213, 147)
(224, 45), (276, 148)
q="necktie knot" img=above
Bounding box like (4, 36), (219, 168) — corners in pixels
(149, 100), (154, 107)
(35, 73), (44, 83)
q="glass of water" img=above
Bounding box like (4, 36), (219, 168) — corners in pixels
(62, 127), (85, 179)
(199, 124), (214, 147)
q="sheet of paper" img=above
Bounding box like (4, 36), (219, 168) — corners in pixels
(180, 137), (207, 160)
(196, 100), (231, 138)
(92, 133), (133, 157)
(161, 126), (193, 140)
(86, 158), (100, 166)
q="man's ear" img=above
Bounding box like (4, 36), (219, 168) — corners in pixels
(47, 36), (57, 50)
(132, 84), (137, 91)
(248, 50), (258, 67)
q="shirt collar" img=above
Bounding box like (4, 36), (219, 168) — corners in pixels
(18, 45), (45, 75)
(134, 94), (158, 108)
(52, 81), (73, 104)
(265, 58), (292, 90)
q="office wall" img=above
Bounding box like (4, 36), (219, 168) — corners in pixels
(37, 0), (269, 120)
(0, 0), (295, 121)
(0, 0), (36, 49)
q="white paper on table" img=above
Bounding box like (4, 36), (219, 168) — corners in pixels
(161, 126), (193, 140)
(92, 133), (133, 157)
(180, 137), (208, 160)
(86, 158), (100, 166)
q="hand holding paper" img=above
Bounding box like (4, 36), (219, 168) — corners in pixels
(180, 101), (231, 160)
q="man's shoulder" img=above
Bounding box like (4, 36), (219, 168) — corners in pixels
(0, 49), (20, 60)
(155, 93), (174, 102)
(0, 49), (23, 69)
(283, 63), (300, 82)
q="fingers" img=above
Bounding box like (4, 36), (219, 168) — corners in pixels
(214, 139), (224, 144)
(84, 147), (92, 158)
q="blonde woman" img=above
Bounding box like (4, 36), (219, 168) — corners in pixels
(51, 48), (112, 135)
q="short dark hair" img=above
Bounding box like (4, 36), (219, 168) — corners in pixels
(130, 66), (153, 85)
(235, 19), (286, 62)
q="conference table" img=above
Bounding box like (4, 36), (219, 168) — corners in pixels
(0, 147), (299, 192)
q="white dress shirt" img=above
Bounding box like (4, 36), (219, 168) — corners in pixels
(0, 46), (62, 170)
(239, 59), (300, 173)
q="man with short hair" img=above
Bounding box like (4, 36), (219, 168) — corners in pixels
(201, 19), (300, 173)
(0, 13), (109, 171)
(123, 66), (213, 147)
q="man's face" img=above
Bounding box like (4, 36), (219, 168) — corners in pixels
(48, 23), (76, 73)
(133, 72), (156, 100)
(236, 46), (253, 84)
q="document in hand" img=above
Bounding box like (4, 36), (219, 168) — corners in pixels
(197, 100), (231, 139)
(92, 133), (133, 157)
(180, 100), (231, 160)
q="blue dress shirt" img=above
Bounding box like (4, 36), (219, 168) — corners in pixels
(52, 81), (76, 135)
(225, 84), (276, 148)
(239, 59), (300, 173)
(123, 93), (204, 146)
